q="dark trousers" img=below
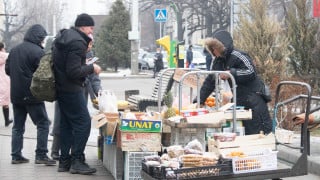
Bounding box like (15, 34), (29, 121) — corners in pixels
(11, 103), (50, 158)
(52, 102), (61, 136)
(241, 93), (272, 135)
(57, 90), (91, 160)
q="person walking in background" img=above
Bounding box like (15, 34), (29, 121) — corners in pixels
(0, 42), (13, 127)
(203, 48), (213, 71)
(186, 45), (193, 68)
(5, 24), (56, 165)
(197, 30), (272, 135)
(52, 13), (101, 175)
(153, 48), (164, 78)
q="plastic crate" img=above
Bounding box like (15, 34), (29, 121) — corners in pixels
(124, 151), (158, 180)
(232, 149), (278, 174)
(142, 161), (168, 179)
(142, 158), (232, 179)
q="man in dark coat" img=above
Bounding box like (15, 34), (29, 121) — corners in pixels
(52, 13), (101, 175)
(5, 24), (56, 165)
(186, 45), (193, 68)
(153, 48), (164, 78)
(199, 30), (272, 135)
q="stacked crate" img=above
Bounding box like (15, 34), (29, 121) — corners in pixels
(118, 112), (162, 180)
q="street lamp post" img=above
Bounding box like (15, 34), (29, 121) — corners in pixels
(129, 0), (140, 75)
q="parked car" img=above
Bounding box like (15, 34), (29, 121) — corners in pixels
(186, 50), (206, 69)
(138, 52), (155, 70)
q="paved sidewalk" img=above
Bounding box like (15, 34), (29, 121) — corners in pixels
(277, 133), (320, 176)
(0, 71), (319, 179)
(0, 134), (114, 180)
(0, 116), (115, 180)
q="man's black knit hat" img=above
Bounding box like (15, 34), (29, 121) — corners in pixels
(75, 13), (94, 27)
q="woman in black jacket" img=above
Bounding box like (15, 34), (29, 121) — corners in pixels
(199, 30), (272, 135)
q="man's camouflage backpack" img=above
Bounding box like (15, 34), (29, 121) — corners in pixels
(30, 51), (56, 102)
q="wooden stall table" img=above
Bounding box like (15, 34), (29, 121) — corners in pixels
(163, 109), (252, 150)
(163, 111), (225, 150)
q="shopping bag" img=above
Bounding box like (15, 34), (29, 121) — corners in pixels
(220, 80), (233, 105)
(98, 90), (118, 113)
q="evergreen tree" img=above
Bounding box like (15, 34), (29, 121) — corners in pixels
(233, 0), (290, 86)
(283, 0), (319, 92)
(95, 0), (131, 71)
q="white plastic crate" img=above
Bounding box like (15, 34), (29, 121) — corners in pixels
(232, 149), (278, 174)
(124, 151), (157, 180)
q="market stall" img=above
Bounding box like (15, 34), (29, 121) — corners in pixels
(95, 69), (310, 180)
(140, 80), (311, 180)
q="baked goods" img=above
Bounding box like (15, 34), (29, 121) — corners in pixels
(167, 145), (184, 158)
(181, 154), (203, 167)
(213, 132), (236, 142)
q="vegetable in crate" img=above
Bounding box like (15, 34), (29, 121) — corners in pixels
(164, 91), (176, 119)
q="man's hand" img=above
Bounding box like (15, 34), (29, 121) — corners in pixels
(93, 64), (101, 74)
(292, 113), (315, 125)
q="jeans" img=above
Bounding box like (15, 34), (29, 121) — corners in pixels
(57, 90), (91, 160)
(11, 103), (50, 158)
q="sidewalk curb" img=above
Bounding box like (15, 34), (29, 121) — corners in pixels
(100, 75), (153, 79)
(99, 73), (153, 79)
(278, 146), (320, 176)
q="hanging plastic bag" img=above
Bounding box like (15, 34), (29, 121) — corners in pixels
(172, 93), (192, 110)
(220, 80), (233, 105)
(98, 90), (118, 113)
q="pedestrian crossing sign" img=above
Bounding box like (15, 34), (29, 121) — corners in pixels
(154, 9), (167, 22)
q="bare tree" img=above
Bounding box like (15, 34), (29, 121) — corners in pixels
(139, 0), (230, 45)
(1, 0), (66, 51)
(186, 0), (230, 38)
(1, 0), (36, 50)
(27, 0), (65, 36)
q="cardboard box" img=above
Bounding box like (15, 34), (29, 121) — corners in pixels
(120, 119), (162, 133)
(117, 131), (161, 151)
(92, 112), (119, 128)
(208, 133), (276, 155)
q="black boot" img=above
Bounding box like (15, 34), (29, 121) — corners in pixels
(51, 135), (60, 161)
(3, 107), (13, 127)
(70, 158), (96, 175)
(58, 158), (71, 172)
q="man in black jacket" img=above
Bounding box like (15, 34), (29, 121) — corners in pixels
(5, 24), (56, 165)
(199, 30), (272, 135)
(52, 13), (101, 175)
(153, 48), (164, 78)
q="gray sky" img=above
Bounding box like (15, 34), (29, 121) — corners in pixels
(61, 0), (112, 28)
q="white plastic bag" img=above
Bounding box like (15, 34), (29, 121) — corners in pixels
(98, 90), (118, 113)
(172, 93), (191, 109)
(220, 80), (233, 105)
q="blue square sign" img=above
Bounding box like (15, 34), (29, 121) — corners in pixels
(154, 9), (167, 22)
